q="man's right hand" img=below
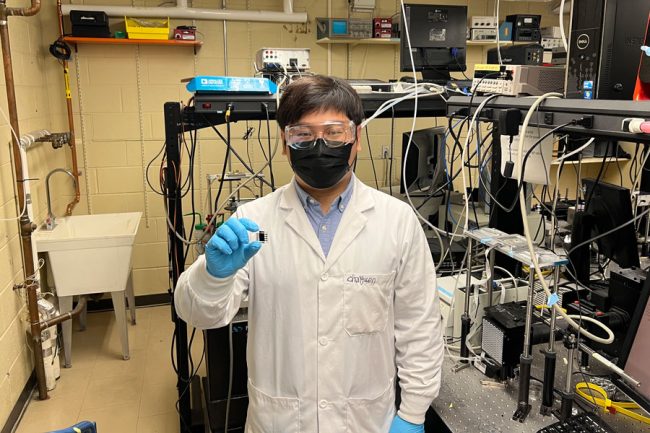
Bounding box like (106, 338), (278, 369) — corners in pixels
(205, 217), (262, 278)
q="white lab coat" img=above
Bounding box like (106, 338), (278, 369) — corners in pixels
(175, 177), (443, 433)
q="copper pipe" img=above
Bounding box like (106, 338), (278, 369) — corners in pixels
(7, 0), (40, 16)
(56, 0), (63, 36)
(40, 296), (87, 330)
(0, 0), (47, 400)
(25, 282), (48, 399)
(63, 65), (80, 216)
(56, 0), (80, 216)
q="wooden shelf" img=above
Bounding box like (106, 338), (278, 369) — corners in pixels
(551, 157), (630, 166)
(62, 36), (203, 48)
(316, 37), (399, 46)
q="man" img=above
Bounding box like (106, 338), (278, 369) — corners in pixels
(175, 75), (443, 433)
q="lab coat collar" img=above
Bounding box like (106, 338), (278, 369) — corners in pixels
(279, 176), (375, 267)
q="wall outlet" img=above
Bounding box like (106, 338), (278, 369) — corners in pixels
(382, 146), (390, 159)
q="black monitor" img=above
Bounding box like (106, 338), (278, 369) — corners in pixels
(569, 179), (639, 283)
(400, 126), (445, 194)
(614, 271), (650, 413)
(399, 4), (467, 83)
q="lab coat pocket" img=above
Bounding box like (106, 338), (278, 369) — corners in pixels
(246, 380), (301, 433)
(346, 379), (395, 433)
(343, 272), (394, 336)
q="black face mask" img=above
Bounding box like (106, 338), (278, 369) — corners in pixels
(289, 138), (353, 189)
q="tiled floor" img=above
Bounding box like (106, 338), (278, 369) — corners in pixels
(15, 305), (204, 433)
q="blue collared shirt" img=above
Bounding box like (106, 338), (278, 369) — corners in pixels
(294, 176), (355, 257)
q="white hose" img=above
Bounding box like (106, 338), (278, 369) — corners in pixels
(399, 0), (465, 256)
(495, 0), (502, 65)
(461, 94), (499, 231)
(555, 137), (595, 162)
(516, 93), (615, 345)
(559, 0), (568, 51)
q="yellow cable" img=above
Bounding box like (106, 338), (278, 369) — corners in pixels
(522, 265), (552, 276)
(576, 382), (650, 424)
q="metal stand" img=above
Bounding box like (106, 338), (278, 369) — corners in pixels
(458, 238), (473, 370)
(486, 249), (496, 307)
(164, 103), (193, 432)
(557, 333), (578, 421)
(540, 267), (560, 415)
(579, 347), (590, 371)
(513, 270), (535, 422)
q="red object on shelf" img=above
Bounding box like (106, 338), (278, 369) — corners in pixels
(373, 17), (392, 38)
(373, 17), (392, 28)
(374, 29), (392, 38)
(633, 13), (650, 101)
(173, 27), (196, 41)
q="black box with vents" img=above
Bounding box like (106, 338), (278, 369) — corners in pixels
(480, 301), (553, 380)
(505, 14), (541, 42)
(70, 10), (111, 38)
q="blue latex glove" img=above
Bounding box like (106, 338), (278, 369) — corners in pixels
(205, 217), (262, 278)
(388, 415), (424, 433)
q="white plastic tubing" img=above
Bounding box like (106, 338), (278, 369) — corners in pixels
(61, 0), (307, 23)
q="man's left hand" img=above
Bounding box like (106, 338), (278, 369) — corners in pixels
(388, 415), (424, 433)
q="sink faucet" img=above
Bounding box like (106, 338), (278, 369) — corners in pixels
(45, 168), (77, 230)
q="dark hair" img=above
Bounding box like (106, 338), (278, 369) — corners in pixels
(276, 75), (364, 129)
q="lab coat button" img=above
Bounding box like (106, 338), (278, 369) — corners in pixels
(321, 273), (328, 281)
(319, 337), (328, 346)
(319, 400), (329, 409)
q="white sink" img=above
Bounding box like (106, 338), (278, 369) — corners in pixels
(33, 212), (142, 297)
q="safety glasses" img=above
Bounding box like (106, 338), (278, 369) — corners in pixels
(284, 120), (357, 150)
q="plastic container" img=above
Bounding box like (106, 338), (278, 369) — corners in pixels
(125, 16), (170, 40)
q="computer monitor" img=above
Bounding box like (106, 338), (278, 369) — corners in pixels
(569, 179), (640, 283)
(614, 271), (650, 413)
(399, 4), (467, 83)
(400, 126), (445, 194)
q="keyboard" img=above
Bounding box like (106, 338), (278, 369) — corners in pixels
(537, 412), (616, 433)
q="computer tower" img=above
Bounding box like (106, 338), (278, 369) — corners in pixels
(565, 0), (650, 100)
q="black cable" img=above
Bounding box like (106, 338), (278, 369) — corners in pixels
(365, 126), (380, 189)
(245, 121), (254, 169)
(584, 145), (609, 209)
(187, 328), (196, 380)
(466, 138), (480, 227)
(263, 104), (276, 191)
(615, 155), (624, 186)
(146, 141), (167, 195)
(566, 206), (650, 257)
(481, 121), (576, 213)
(49, 39), (72, 60)
(630, 145), (640, 186)
(183, 129), (198, 263)
(453, 55), (471, 80)
(178, 129), (195, 196)
(213, 124), (232, 214)
(202, 115), (274, 189)
(257, 120), (269, 161)
(175, 332), (206, 432)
